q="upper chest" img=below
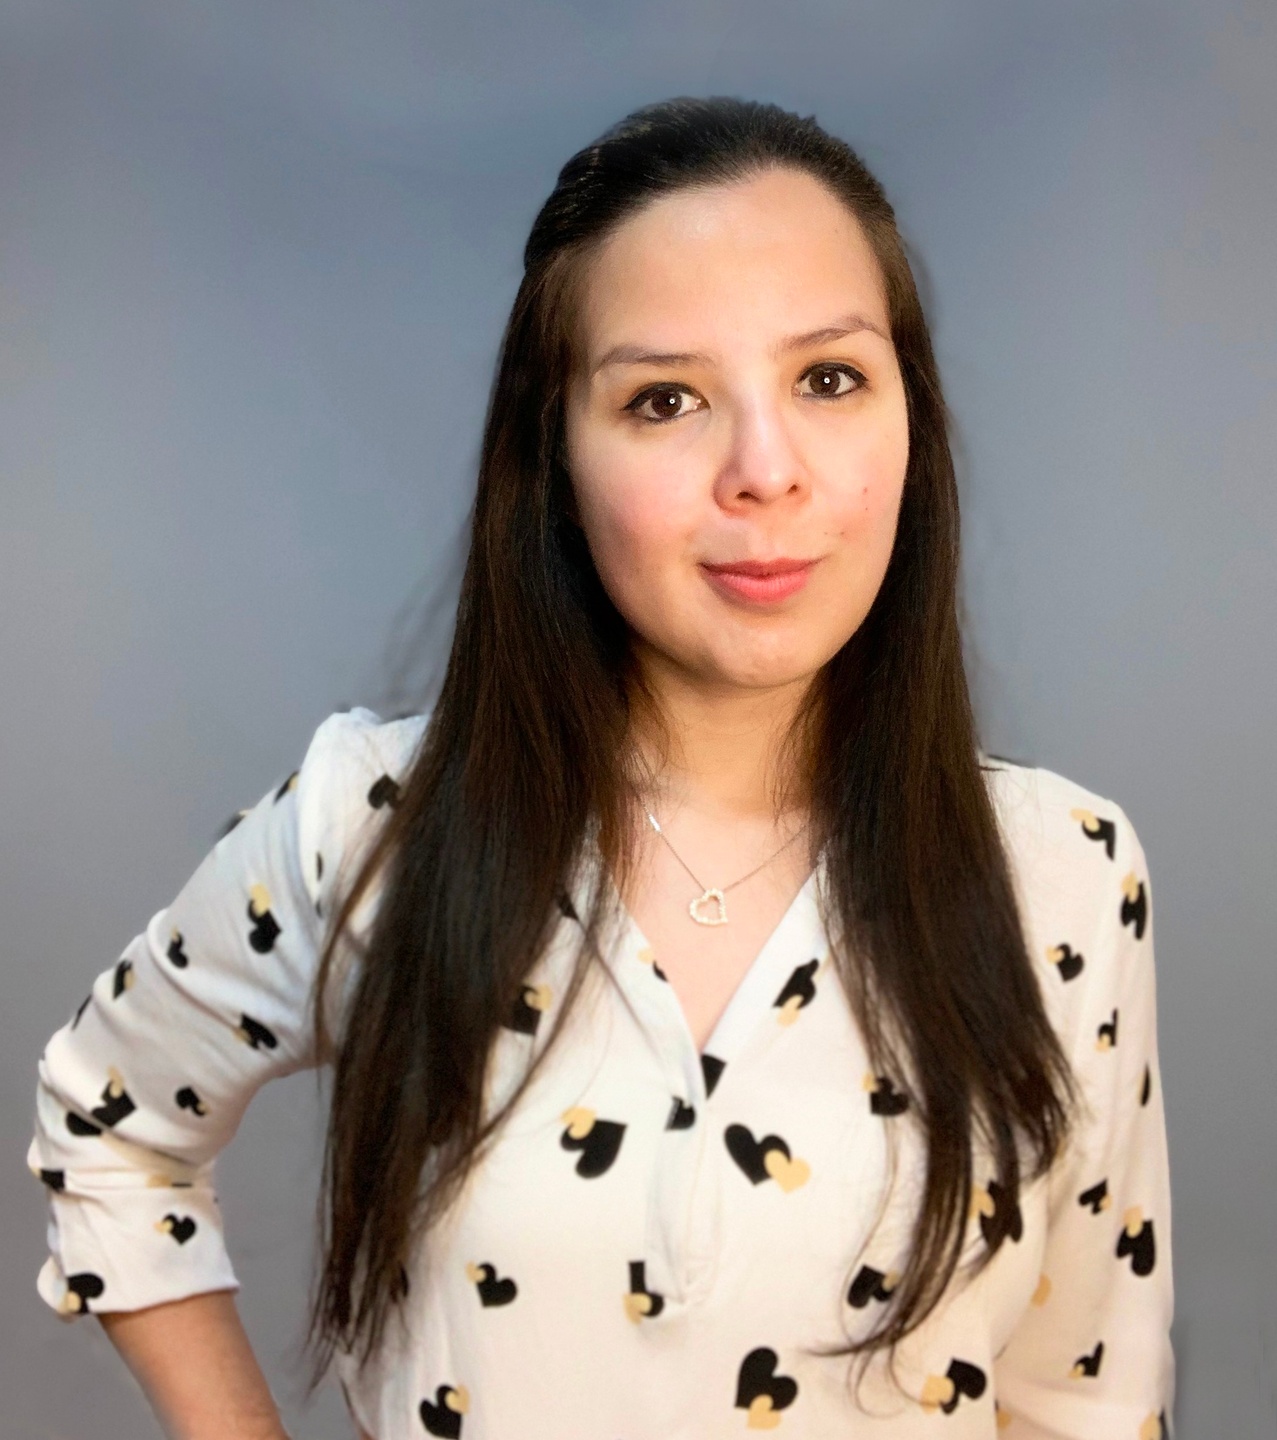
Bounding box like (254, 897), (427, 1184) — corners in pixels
(617, 836), (820, 1052)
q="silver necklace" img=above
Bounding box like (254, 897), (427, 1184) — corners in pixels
(644, 809), (810, 926)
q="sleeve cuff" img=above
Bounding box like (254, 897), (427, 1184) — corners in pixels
(36, 1186), (240, 1319)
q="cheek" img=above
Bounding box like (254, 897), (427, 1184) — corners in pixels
(811, 423), (909, 642)
(574, 465), (693, 620)
(823, 421), (908, 551)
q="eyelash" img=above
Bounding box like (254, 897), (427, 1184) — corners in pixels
(624, 363), (868, 424)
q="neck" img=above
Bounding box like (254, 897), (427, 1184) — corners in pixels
(627, 644), (816, 824)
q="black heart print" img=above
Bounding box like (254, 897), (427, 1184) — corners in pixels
(467, 1262), (517, 1307)
(701, 1053), (726, 1097)
(1078, 1179), (1110, 1215)
(218, 809), (248, 839)
(559, 1109), (626, 1178)
(38, 1167), (66, 1191)
(666, 1096), (696, 1130)
(111, 959), (134, 998)
(1140, 1064), (1152, 1106)
(71, 993), (91, 1027)
(636, 946), (670, 982)
(735, 1347), (798, 1420)
(236, 1013), (279, 1051)
(246, 885), (282, 954)
(847, 1264), (896, 1309)
(773, 960), (819, 1021)
(1071, 807), (1116, 859)
(975, 1179), (1023, 1247)
(625, 1260), (665, 1321)
(502, 983), (550, 1038)
(63, 1271), (106, 1314)
(418, 1383), (467, 1437)
(867, 1074), (909, 1117)
(556, 891), (579, 923)
(166, 929), (190, 968)
(1117, 1213), (1156, 1276)
(175, 1085), (207, 1117)
(90, 1070), (135, 1129)
(159, 1213), (197, 1244)
(1072, 1340), (1104, 1378)
(67, 1111), (102, 1137)
(926, 1358), (986, 1414)
(1047, 943), (1085, 982)
(1096, 1010), (1119, 1049)
(1121, 874), (1148, 939)
(274, 770), (299, 802)
(367, 773), (401, 810)
(723, 1124), (808, 1190)
(725, 1124), (784, 1184)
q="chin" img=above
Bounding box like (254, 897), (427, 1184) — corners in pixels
(698, 644), (829, 692)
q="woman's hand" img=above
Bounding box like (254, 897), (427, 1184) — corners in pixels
(97, 1289), (289, 1440)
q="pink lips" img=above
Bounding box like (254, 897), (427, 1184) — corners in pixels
(699, 556), (818, 604)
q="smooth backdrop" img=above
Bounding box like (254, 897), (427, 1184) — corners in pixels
(3, 2), (1274, 1435)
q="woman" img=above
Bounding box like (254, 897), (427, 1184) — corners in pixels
(27, 97), (1173, 1438)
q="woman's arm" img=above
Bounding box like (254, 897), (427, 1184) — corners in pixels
(26, 709), (412, 1436)
(994, 803), (1175, 1436)
(98, 1291), (289, 1440)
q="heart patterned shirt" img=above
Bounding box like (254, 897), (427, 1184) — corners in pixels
(28, 707), (1175, 1438)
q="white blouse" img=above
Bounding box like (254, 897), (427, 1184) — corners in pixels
(28, 707), (1175, 1439)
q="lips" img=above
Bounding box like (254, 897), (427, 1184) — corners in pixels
(699, 557), (817, 604)
(700, 557), (814, 578)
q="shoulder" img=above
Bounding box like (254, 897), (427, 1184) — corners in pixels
(294, 706), (431, 910)
(979, 754), (1154, 1055)
(980, 753), (1146, 889)
(298, 705), (429, 797)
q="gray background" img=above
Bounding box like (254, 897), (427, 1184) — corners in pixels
(3, 1), (1273, 1435)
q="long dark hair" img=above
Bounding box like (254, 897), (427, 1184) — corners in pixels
(301, 96), (1075, 1393)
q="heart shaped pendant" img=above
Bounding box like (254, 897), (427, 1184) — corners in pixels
(689, 887), (728, 925)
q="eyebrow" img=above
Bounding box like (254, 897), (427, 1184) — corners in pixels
(590, 312), (890, 376)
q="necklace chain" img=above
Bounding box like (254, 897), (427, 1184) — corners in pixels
(644, 807), (810, 926)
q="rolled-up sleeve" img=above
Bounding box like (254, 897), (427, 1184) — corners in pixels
(994, 805), (1175, 1437)
(25, 706), (401, 1319)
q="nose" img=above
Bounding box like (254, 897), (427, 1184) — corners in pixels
(711, 389), (809, 511)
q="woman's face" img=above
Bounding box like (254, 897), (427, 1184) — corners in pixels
(563, 166), (910, 697)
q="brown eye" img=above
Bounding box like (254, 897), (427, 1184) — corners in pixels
(626, 385), (702, 423)
(799, 364), (864, 398)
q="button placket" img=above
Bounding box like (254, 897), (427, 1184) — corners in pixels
(684, 883), (832, 1306)
(590, 910), (706, 1310)
(625, 865), (833, 1312)
(644, 1073), (716, 1306)
(631, 934), (710, 1307)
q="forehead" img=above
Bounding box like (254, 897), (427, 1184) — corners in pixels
(573, 167), (890, 363)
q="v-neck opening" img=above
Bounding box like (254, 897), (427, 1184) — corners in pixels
(608, 855), (827, 1064)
